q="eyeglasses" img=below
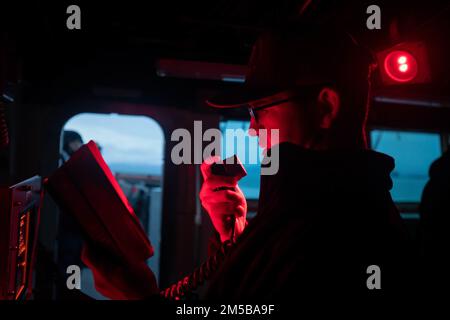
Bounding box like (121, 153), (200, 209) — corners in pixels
(247, 85), (326, 122)
(248, 98), (291, 122)
(246, 90), (299, 122)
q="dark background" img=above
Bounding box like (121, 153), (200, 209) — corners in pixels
(1, 0), (450, 299)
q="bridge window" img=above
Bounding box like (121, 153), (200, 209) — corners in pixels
(61, 113), (165, 299)
(219, 120), (262, 200)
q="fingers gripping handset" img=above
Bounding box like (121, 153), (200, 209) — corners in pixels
(200, 155), (247, 243)
(160, 155), (248, 300)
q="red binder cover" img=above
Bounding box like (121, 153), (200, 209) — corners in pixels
(45, 141), (153, 263)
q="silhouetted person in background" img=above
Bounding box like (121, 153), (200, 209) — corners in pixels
(61, 130), (84, 162)
(57, 130), (87, 298)
(420, 149), (450, 292)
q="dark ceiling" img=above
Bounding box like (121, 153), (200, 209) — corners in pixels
(1, 0), (450, 105)
(3, 1), (449, 61)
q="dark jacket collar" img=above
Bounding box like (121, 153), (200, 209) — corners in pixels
(257, 142), (395, 219)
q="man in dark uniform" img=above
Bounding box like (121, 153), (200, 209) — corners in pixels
(420, 149), (450, 293)
(82, 24), (411, 303)
(199, 25), (411, 302)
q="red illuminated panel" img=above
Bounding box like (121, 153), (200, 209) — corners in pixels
(15, 211), (31, 299)
(0, 176), (42, 300)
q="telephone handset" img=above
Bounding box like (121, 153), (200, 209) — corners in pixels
(160, 155), (247, 300)
(210, 155), (247, 180)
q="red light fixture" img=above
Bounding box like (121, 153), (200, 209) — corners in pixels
(384, 50), (418, 82)
(376, 42), (431, 85)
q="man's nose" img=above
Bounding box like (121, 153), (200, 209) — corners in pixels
(248, 117), (259, 136)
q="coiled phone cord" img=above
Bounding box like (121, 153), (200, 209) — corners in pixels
(160, 239), (235, 300)
(161, 160), (244, 300)
(161, 214), (237, 300)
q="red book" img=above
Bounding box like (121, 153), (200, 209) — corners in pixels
(46, 141), (153, 263)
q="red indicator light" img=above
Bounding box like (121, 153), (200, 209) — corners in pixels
(399, 64), (408, 72)
(398, 56), (407, 64)
(384, 51), (418, 82)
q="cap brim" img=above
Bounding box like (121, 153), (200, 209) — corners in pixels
(205, 87), (284, 109)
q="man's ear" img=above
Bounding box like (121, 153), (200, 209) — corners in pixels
(317, 87), (340, 129)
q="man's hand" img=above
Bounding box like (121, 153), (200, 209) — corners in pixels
(200, 158), (247, 243)
(81, 241), (158, 300)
